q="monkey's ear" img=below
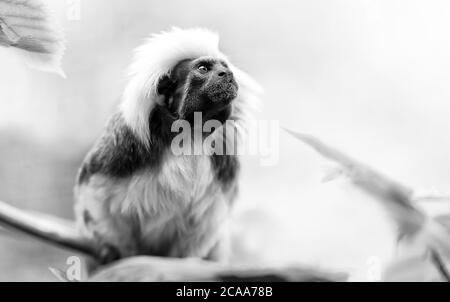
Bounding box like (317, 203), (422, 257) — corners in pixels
(157, 74), (177, 97)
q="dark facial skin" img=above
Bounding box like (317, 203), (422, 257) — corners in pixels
(157, 56), (239, 125)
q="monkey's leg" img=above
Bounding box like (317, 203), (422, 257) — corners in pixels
(169, 199), (231, 260)
(75, 204), (139, 265)
(77, 217), (127, 273)
(75, 177), (143, 264)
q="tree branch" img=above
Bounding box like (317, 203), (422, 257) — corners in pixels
(0, 200), (96, 257)
(88, 256), (347, 282)
(0, 199), (347, 281)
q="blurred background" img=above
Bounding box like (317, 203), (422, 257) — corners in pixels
(1, 0), (450, 281)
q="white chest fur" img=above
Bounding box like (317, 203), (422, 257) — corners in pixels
(121, 153), (219, 219)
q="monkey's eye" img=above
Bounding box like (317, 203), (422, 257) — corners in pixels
(197, 65), (209, 73)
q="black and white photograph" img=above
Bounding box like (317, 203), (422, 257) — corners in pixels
(1, 0), (450, 286)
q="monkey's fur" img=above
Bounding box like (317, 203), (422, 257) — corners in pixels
(74, 28), (261, 263)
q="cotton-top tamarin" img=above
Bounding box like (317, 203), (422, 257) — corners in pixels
(74, 28), (261, 263)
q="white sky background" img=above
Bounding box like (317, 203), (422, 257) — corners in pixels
(1, 0), (450, 280)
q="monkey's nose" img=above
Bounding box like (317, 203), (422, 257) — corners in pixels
(217, 68), (231, 78)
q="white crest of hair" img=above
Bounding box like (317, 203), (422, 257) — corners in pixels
(120, 27), (263, 148)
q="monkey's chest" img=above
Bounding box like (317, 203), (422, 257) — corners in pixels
(124, 154), (216, 212)
(123, 154), (230, 255)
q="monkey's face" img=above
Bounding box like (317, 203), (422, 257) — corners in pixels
(157, 56), (239, 125)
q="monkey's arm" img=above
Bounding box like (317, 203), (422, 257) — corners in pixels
(77, 112), (152, 185)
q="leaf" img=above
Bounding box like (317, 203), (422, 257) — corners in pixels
(0, 0), (65, 76)
(284, 127), (450, 281)
(434, 214), (450, 232)
(48, 267), (70, 282)
(382, 249), (442, 282)
(283, 127), (425, 236)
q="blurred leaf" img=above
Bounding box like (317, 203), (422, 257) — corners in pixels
(284, 127), (450, 281)
(382, 249), (441, 282)
(434, 214), (450, 233)
(48, 267), (70, 282)
(0, 0), (65, 76)
(283, 127), (425, 236)
(320, 162), (345, 183)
